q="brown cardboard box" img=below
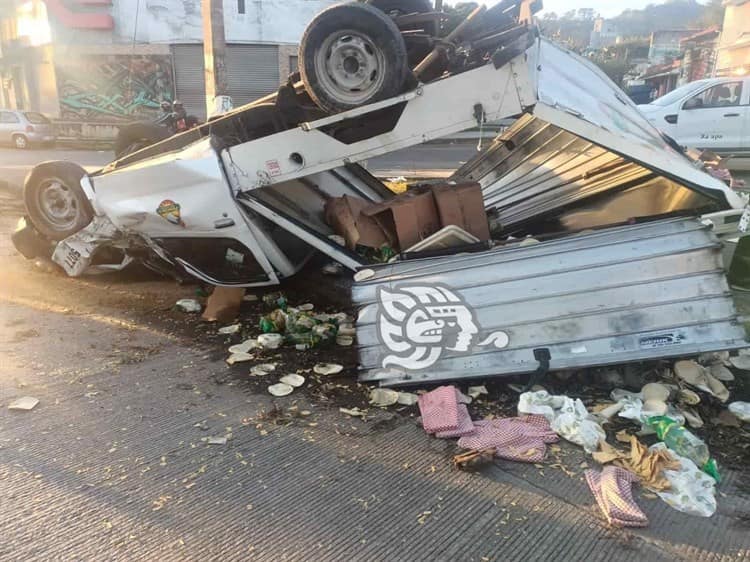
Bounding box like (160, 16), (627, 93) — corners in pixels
(431, 182), (490, 242)
(324, 195), (393, 250)
(362, 187), (441, 251)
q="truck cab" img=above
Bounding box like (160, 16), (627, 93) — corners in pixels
(638, 77), (750, 155)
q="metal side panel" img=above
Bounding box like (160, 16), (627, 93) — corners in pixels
(453, 114), (719, 233)
(529, 38), (745, 210)
(352, 218), (748, 387)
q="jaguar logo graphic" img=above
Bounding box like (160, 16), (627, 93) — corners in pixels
(377, 285), (510, 371)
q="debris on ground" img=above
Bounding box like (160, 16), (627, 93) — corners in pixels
(280, 374), (305, 388)
(468, 386), (488, 400)
(207, 436), (229, 445)
(728, 402), (750, 422)
(648, 416), (719, 481)
(419, 386), (475, 438)
(218, 324), (242, 335)
(257, 333), (283, 349)
(226, 353), (254, 365)
(249, 364), (277, 377)
(651, 443), (717, 518)
(457, 415), (558, 463)
(175, 299), (202, 313)
(592, 435), (679, 491)
(268, 383), (294, 397)
(674, 360), (730, 402)
(369, 388), (399, 407)
(518, 391), (605, 453)
(585, 466), (649, 528)
(8, 396), (40, 411)
(453, 448), (496, 472)
(314, 363), (343, 376)
(202, 287), (245, 323)
(340, 407), (367, 418)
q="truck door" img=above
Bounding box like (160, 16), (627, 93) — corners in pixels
(676, 80), (745, 152)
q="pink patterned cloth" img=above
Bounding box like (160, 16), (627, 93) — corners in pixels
(419, 386), (476, 437)
(457, 415), (558, 463)
(585, 466), (649, 528)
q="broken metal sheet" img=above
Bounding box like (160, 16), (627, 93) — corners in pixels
(528, 39), (745, 210)
(353, 218), (748, 387)
(453, 114), (729, 234)
(52, 216), (132, 276)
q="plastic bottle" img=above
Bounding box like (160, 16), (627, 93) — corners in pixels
(648, 416), (718, 481)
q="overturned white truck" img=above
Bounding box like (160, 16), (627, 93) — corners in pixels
(12, 1), (750, 385)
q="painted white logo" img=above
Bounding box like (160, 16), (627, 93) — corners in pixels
(376, 285), (510, 371)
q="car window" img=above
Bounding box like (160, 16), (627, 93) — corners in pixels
(24, 112), (50, 124)
(684, 82), (743, 109)
(0, 111), (21, 123)
(650, 81), (707, 107)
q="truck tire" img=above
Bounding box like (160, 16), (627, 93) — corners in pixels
(114, 122), (171, 159)
(23, 161), (94, 241)
(300, 3), (408, 114)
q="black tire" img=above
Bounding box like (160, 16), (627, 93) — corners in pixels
(300, 3), (408, 114)
(23, 161), (94, 241)
(114, 122), (171, 159)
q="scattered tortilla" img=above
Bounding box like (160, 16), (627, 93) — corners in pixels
(280, 374), (306, 388)
(229, 340), (260, 354)
(218, 324), (242, 335)
(8, 397), (39, 411)
(370, 388), (399, 407)
(250, 363), (277, 377)
(314, 363), (344, 376)
(269, 383), (294, 397)
(226, 353), (254, 365)
(340, 407), (366, 418)
(336, 335), (354, 347)
(257, 334), (283, 349)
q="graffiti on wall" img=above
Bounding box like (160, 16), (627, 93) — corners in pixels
(56, 55), (174, 122)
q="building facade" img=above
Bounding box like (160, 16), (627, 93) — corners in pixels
(715, 0), (750, 76)
(647, 29), (700, 65)
(0, 0), (336, 135)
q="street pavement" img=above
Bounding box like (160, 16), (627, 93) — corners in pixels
(1, 149), (750, 560)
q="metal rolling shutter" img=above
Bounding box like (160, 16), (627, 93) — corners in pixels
(172, 44), (280, 119)
(226, 44), (280, 107)
(171, 44), (206, 119)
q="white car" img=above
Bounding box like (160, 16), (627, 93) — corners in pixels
(638, 77), (750, 155)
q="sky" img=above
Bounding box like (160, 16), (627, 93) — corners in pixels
(535, 0), (691, 18)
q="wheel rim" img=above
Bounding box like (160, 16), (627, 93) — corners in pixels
(37, 178), (80, 232)
(314, 30), (388, 107)
(15, 136), (27, 149)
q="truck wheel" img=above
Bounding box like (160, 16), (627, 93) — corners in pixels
(23, 161), (94, 241)
(300, 3), (408, 114)
(114, 122), (171, 159)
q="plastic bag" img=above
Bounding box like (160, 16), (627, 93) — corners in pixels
(650, 443), (717, 518)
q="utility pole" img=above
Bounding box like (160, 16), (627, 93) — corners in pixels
(435, 0), (443, 11)
(202, 0), (231, 118)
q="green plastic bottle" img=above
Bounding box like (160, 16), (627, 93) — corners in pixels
(648, 416), (720, 482)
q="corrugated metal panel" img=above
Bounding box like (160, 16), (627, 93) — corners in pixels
(452, 114), (717, 233)
(226, 44), (280, 107)
(171, 44), (207, 119)
(172, 44), (280, 120)
(353, 218), (748, 387)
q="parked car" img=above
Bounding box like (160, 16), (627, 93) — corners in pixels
(638, 77), (750, 155)
(0, 109), (56, 149)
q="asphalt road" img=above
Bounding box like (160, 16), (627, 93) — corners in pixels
(1, 182), (750, 559)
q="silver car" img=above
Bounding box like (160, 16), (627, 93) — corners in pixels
(0, 109), (56, 149)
